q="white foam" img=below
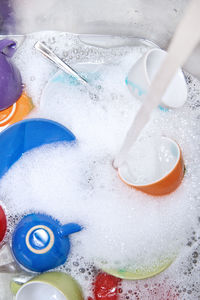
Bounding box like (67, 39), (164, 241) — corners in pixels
(0, 32), (200, 299)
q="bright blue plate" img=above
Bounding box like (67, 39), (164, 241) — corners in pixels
(0, 118), (76, 179)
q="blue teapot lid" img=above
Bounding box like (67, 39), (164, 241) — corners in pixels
(12, 213), (82, 272)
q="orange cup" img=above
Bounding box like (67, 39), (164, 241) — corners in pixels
(118, 137), (184, 196)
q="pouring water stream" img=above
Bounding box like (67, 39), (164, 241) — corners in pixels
(114, 0), (200, 168)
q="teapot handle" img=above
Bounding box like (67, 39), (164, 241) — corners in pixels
(0, 39), (17, 57)
(60, 223), (82, 238)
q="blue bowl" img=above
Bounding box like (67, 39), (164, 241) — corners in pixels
(0, 118), (76, 179)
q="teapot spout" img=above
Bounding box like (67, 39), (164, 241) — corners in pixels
(60, 223), (82, 238)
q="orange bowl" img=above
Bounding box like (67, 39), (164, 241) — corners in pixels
(0, 92), (34, 129)
(118, 137), (184, 196)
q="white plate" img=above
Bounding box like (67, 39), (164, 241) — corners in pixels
(40, 62), (104, 109)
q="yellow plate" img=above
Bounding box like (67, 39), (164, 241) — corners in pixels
(101, 257), (175, 280)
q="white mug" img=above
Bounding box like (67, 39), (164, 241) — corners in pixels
(11, 272), (84, 300)
(125, 48), (187, 109)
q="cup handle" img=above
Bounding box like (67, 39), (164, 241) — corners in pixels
(0, 39), (17, 57)
(60, 223), (83, 238)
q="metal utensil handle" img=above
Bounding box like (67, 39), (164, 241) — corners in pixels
(34, 41), (88, 85)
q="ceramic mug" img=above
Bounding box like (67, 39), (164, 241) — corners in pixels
(0, 118), (76, 179)
(11, 272), (84, 300)
(125, 48), (187, 109)
(12, 213), (82, 272)
(0, 39), (23, 110)
(118, 136), (184, 196)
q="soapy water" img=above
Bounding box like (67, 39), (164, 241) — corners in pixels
(0, 32), (199, 299)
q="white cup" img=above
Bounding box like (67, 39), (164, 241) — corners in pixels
(125, 48), (188, 109)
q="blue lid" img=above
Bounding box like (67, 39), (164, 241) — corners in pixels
(12, 214), (70, 272)
(12, 213), (82, 272)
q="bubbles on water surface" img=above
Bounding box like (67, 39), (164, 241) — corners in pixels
(0, 32), (200, 299)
